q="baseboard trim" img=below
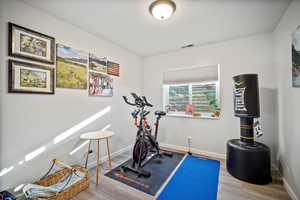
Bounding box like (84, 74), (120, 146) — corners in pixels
(283, 178), (299, 200)
(160, 143), (226, 160)
(87, 145), (132, 169)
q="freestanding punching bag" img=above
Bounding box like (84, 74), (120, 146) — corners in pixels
(226, 74), (271, 185)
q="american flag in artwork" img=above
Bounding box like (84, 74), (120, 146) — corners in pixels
(107, 61), (120, 76)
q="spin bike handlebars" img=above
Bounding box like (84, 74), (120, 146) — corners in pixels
(142, 96), (153, 107)
(123, 96), (136, 106)
(123, 93), (153, 107)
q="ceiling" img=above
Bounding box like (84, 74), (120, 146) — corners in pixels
(22, 0), (291, 57)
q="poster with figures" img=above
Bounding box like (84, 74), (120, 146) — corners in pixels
(89, 72), (113, 97)
(292, 25), (300, 87)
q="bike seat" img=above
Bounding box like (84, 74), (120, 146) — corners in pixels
(155, 111), (166, 116)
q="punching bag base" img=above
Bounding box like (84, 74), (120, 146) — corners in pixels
(226, 139), (271, 185)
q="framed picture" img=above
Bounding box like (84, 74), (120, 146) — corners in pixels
(292, 25), (300, 87)
(8, 22), (55, 64)
(8, 60), (54, 94)
(89, 72), (113, 97)
(56, 44), (88, 89)
(89, 53), (107, 73)
(107, 60), (120, 76)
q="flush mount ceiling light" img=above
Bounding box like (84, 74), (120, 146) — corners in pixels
(149, 0), (176, 21)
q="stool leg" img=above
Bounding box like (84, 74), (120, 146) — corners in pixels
(85, 140), (91, 169)
(96, 140), (100, 185)
(106, 138), (112, 169)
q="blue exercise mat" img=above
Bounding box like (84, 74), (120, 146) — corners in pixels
(156, 155), (220, 200)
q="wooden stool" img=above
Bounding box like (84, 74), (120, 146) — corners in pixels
(80, 130), (114, 185)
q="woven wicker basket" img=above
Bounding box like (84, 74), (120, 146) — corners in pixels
(33, 165), (90, 200)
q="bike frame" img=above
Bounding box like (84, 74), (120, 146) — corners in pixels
(121, 93), (172, 177)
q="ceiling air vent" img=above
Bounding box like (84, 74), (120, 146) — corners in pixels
(181, 44), (195, 49)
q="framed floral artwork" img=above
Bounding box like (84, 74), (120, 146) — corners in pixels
(8, 60), (55, 94)
(8, 22), (55, 64)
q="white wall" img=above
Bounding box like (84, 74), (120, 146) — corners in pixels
(0, 0), (143, 190)
(143, 34), (278, 161)
(1, 0), (296, 196)
(274, 0), (300, 198)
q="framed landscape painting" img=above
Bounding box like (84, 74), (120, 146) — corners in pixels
(8, 23), (55, 64)
(8, 60), (54, 94)
(89, 53), (107, 73)
(56, 44), (88, 89)
(89, 72), (113, 97)
(107, 60), (120, 76)
(292, 25), (300, 87)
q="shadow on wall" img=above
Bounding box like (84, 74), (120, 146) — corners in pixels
(0, 106), (111, 189)
(258, 88), (279, 165)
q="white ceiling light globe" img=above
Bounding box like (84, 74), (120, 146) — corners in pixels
(149, 0), (176, 21)
(152, 4), (173, 20)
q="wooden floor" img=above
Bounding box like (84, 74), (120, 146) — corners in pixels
(73, 150), (291, 200)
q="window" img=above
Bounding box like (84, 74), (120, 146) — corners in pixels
(163, 65), (220, 119)
(166, 84), (189, 112)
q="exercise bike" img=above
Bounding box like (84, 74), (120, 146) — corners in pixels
(121, 93), (172, 177)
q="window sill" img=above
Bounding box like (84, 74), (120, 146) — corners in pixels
(166, 113), (220, 120)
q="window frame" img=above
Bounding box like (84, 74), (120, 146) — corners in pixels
(163, 80), (220, 119)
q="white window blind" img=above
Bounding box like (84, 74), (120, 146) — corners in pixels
(163, 65), (220, 118)
(163, 65), (218, 84)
